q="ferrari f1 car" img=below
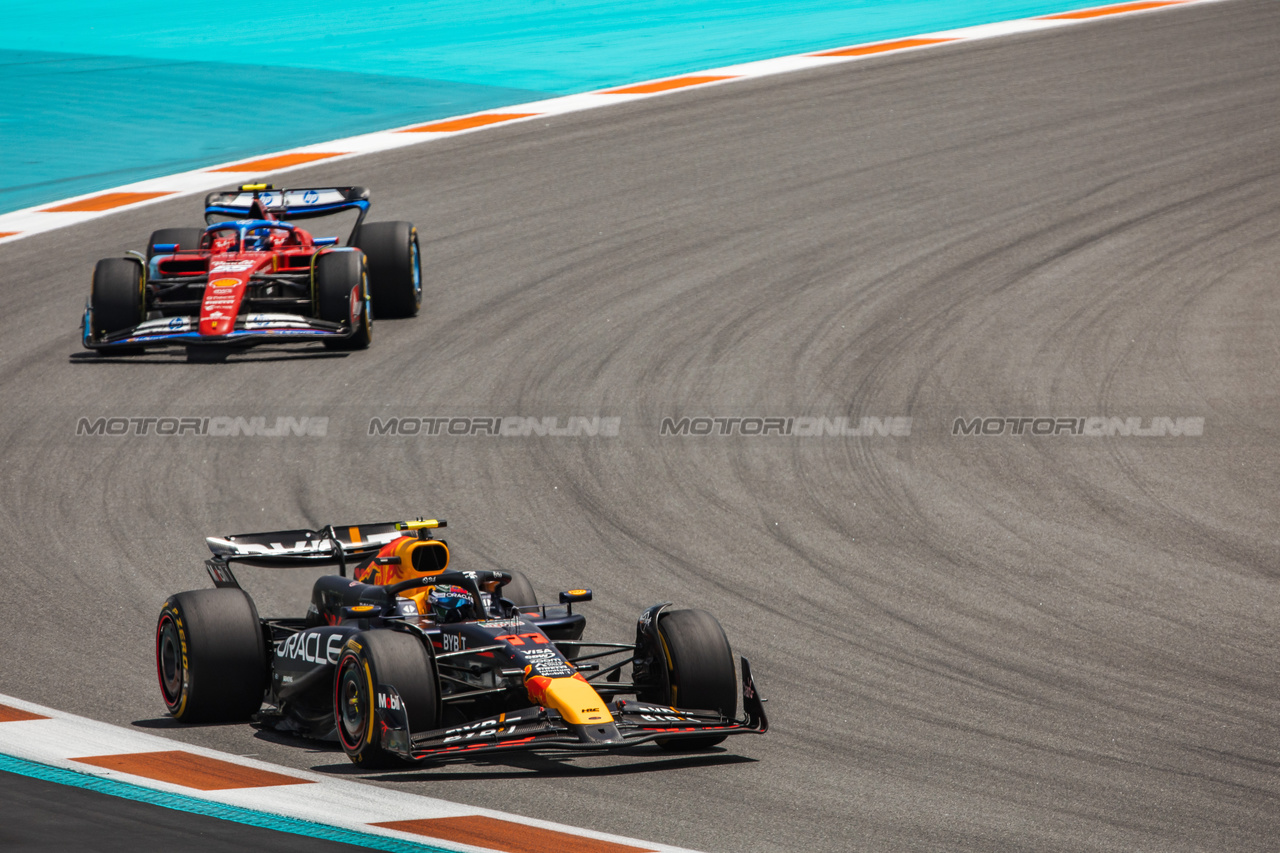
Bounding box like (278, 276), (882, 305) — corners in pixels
(82, 184), (421, 353)
(155, 517), (767, 767)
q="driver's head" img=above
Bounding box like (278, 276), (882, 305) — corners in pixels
(428, 584), (474, 623)
(249, 227), (273, 250)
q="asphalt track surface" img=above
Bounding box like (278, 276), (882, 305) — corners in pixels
(1, 2), (1277, 851)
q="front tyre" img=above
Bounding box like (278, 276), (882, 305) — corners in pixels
(155, 589), (267, 723)
(316, 250), (371, 350)
(354, 221), (421, 318)
(91, 257), (144, 339)
(335, 630), (439, 768)
(644, 609), (738, 749)
(502, 571), (537, 609)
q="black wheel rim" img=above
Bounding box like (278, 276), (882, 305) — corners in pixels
(157, 617), (184, 706)
(337, 660), (368, 748)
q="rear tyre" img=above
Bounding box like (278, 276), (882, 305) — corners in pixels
(147, 227), (206, 258)
(502, 571), (537, 609)
(316, 250), (371, 350)
(646, 609), (737, 749)
(155, 589), (267, 723)
(91, 257), (144, 339)
(335, 630), (439, 768)
(354, 221), (421, 318)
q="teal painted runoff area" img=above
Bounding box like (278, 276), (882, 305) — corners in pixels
(0, 753), (455, 853)
(4, 0), (1105, 214)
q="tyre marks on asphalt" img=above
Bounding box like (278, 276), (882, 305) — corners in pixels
(0, 0), (1269, 850)
(0, 0), (1216, 245)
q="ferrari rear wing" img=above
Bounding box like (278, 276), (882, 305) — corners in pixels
(203, 184), (370, 242)
(204, 185), (369, 220)
(204, 518), (444, 584)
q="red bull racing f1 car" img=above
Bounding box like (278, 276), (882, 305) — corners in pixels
(83, 184), (421, 354)
(155, 517), (767, 767)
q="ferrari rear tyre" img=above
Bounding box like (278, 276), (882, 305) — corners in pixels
(335, 630), (440, 768)
(503, 571), (537, 609)
(354, 221), (421, 318)
(316, 250), (371, 349)
(90, 257), (144, 339)
(147, 227), (206, 258)
(155, 589), (267, 723)
(649, 609), (737, 749)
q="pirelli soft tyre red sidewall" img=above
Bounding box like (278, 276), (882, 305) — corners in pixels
(334, 630), (440, 768)
(155, 589), (267, 723)
(653, 608), (738, 750)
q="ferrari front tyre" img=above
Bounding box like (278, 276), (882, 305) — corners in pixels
(647, 609), (738, 749)
(147, 227), (206, 258)
(354, 221), (421, 319)
(90, 257), (144, 338)
(155, 589), (267, 723)
(316, 250), (372, 350)
(334, 630), (440, 768)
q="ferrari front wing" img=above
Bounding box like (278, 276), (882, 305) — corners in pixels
(81, 309), (358, 351)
